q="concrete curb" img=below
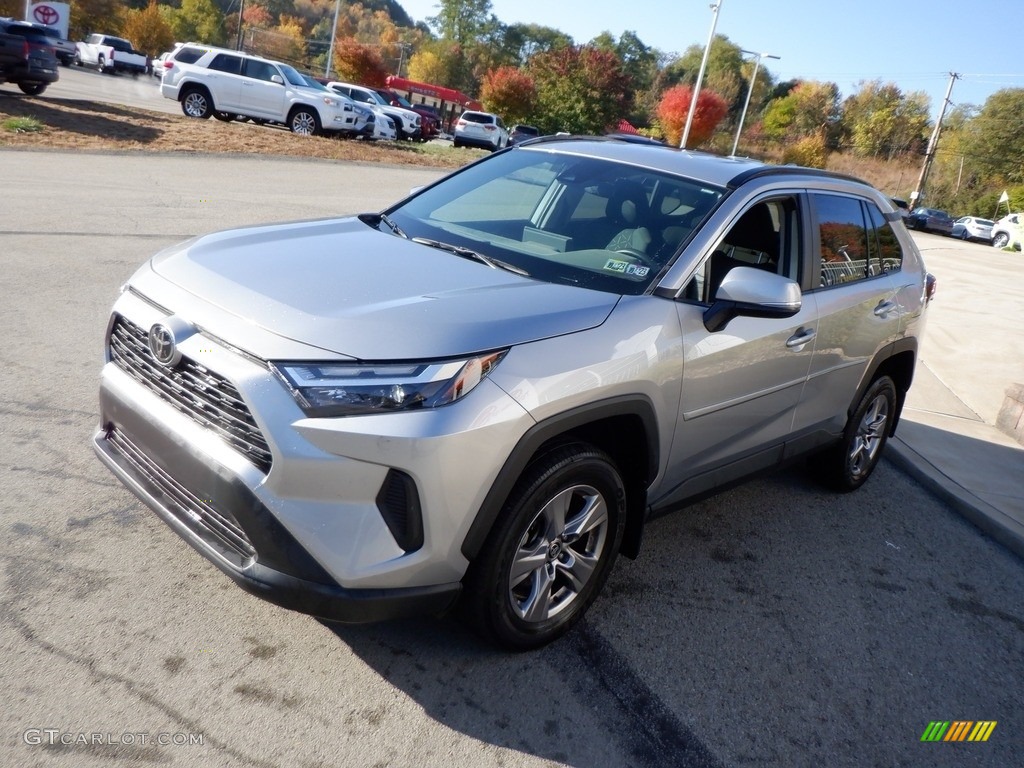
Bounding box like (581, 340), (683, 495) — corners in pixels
(886, 437), (1024, 561)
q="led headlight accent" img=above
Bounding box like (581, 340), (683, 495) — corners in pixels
(271, 351), (507, 417)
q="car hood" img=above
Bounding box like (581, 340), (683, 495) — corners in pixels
(147, 217), (618, 360)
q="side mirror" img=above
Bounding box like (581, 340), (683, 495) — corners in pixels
(271, 74), (284, 85)
(703, 266), (802, 332)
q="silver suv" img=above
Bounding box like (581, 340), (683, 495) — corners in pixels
(93, 137), (932, 649)
(160, 44), (358, 136)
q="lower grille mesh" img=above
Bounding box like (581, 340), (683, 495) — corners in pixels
(107, 427), (257, 567)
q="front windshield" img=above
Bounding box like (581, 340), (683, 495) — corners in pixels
(279, 63), (310, 88)
(300, 74), (329, 91)
(386, 146), (725, 296)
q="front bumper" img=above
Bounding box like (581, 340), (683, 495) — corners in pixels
(92, 384), (462, 623)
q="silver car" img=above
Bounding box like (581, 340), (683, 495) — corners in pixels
(93, 137), (932, 649)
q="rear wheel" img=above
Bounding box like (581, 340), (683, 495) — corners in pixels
(213, 111), (236, 122)
(463, 443), (625, 650)
(289, 107), (320, 136)
(181, 88), (212, 119)
(813, 376), (896, 492)
(17, 82), (47, 96)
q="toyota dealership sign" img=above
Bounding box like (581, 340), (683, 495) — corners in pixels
(27, 2), (70, 39)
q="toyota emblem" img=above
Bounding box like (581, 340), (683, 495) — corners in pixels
(148, 324), (180, 367)
(33, 5), (59, 25)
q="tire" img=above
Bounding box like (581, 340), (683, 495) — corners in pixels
(453, 139), (462, 149)
(73, 51), (81, 66)
(180, 88), (212, 119)
(213, 111), (235, 122)
(17, 82), (46, 96)
(97, 55), (106, 74)
(463, 443), (626, 650)
(813, 376), (897, 492)
(993, 232), (1009, 249)
(289, 107), (320, 136)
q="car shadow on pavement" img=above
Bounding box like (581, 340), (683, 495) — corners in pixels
(0, 93), (165, 143)
(322, 460), (1024, 768)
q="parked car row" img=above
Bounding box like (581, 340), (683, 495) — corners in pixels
(906, 207), (1020, 248)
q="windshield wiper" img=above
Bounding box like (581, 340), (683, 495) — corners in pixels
(358, 212), (408, 239)
(411, 237), (530, 276)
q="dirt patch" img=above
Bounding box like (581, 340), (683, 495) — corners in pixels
(0, 90), (481, 169)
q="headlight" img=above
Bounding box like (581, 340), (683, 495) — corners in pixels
(271, 352), (507, 417)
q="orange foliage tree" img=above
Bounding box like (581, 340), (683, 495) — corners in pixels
(480, 66), (536, 124)
(330, 38), (389, 86)
(656, 85), (729, 147)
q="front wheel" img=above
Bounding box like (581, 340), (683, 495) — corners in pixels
(463, 443), (626, 650)
(993, 232), (1009, 248)
(18, 81), (46, 95)
(289, 107), (321, 136)
(813, 376), (897, 492)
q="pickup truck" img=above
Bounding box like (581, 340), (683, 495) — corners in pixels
(75, 33), (147, 76)
(0, 18), (60, 95)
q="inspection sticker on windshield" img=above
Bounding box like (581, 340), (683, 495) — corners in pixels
(603, 259), (629, 273)
(626, 264), (650, 277)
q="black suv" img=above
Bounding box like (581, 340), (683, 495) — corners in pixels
(0, 18), (59, 95)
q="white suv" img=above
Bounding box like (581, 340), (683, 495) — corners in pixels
(454, 110), (509, 151)
(327, 81), (421, 140)
(991, 213), (1022, 249)
(160, 45), (358, 137)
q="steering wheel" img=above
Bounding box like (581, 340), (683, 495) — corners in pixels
(614, 248), (659, 270)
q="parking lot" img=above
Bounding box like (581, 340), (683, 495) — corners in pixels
(1, 150), (1022, 767)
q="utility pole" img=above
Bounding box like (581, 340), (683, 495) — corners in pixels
(911, 71), (959, 207)
(681, 1), (722, 149)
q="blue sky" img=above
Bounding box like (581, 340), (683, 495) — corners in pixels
(398, 0), (1024, 119)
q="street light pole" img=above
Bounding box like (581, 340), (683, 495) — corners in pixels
(324, 0), (342, 79)
(681, 1), (722, 149)
(731, 50), (779, 156)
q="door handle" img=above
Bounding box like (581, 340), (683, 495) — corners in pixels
(786, 328), (816, 348)
(874, 300), (897, 317)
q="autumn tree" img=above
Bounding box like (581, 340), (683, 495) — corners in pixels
(121, 1), (175, 57)
(407, 47), (449, 85)
(842, 80), (929, 160)
(527, 45), (630, 135)
(330, 38), (389, 85)
(656, 84), (728, 147)
(658, 34), (747, 118)
(762, 80), (842, 146)
(480, 66), (536, 124)
(68, 0), (124, 40)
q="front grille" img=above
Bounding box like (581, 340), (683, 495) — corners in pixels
(110, 315), (273, 473)
(107, 428), (257, 567)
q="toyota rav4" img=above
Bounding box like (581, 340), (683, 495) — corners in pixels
(94, 137), (932, 649)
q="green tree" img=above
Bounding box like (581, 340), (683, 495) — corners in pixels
(171, 0), (227, 47)
(527, 45), (630, 135)
(842, 80), (929, 160)
(427, 0), (492, 46)
(963, 88), (1024, 186)
(762, 80), (842, 146)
